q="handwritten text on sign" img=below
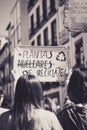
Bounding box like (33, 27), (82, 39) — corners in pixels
(13, 47), (69, 82)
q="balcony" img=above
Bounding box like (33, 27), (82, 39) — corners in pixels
(44, 39), (58, 46)
(58, 0), (65, 7)
(28, 0), (38, 12)
(29, 4), (57, 39)
(59, 29), (69, 45)
(71, 32), (81, 37)
(48, 6), (57, 18)
(29, 30), (34, 39)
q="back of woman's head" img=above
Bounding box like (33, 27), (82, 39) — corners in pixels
(14, 75), (43, 113)
(67, 68), (87, 104)
(13, 76), (30, 113)
(13, 75), (43, 130)
(28, 75), (43, 108)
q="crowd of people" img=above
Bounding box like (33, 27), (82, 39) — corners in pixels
(0, 67), (87, 130)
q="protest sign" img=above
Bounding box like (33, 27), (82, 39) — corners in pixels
(13, 46), (69, 82)
(64, 0), (87, 32)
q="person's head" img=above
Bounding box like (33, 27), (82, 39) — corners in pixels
(0, 87), (4, 107)
(67, 68), (87, 104)
(13, 76), (30, 113)
(13, 75), (43, 113)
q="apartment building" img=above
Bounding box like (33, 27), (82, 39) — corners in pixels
(6, 0), (29, 76)
(27, 0), (87, 109)
(3, 0), (87, 108)
(27, 0), (69, 109)
(5, 0), (29, 105)
(0, 36), (13, 107)
(0, 36), (8, 89)
(7, 0), (29, 55)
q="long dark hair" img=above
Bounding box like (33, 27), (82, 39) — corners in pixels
(12, 75), (43, 130)
(28, 75), (43, 108)
(13, 76), (30, 130)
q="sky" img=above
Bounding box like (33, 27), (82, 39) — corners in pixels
(0, 0), (16, 36)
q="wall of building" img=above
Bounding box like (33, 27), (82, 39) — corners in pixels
(20, 0), (29, 45)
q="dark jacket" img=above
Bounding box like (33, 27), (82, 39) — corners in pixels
(57, 103), (87, 130)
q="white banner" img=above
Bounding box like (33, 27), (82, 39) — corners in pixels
(13, 46), (69, 82)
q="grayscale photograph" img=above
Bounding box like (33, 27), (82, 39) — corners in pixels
(0, 0), (87, 130)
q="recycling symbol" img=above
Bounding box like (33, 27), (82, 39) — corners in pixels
(56, 51), (66, 61)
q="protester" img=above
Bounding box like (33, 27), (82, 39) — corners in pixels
(0, 87), (9, 115)
(0, 75), (63, 130)
(57, 68), (87, 130)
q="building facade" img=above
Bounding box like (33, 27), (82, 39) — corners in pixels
(27, 0), (87, 109)
(0, 36), (13, 108)
(1, 0), (87, 108)
(27, 0), (69, 109)
(5, 0), (29, 105)
(9, 0), (29, 54)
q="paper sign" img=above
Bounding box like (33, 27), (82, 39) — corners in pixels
(64, 0), (87, 32)
(13, 46), (69, 82)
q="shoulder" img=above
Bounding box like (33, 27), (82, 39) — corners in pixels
(31, 108), (58, 123)
(58, 103), (84, 116)
(33, 109), (62, 125)
(33, 108), (56, 118)
(57, 104), (84, 124)
(30, 109), (63, 130)
(57, 104), (77, 123)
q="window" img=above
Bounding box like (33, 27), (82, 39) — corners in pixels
(28, 0), (36, 9)
(13, 32), (15, 48)
(50, 0), (55, 12)
(51, 19), (57, 46)
(31, 14), (34, 33)
(42, 0), (47, 20)
(44, 27), (48, 46)
(31, 40), (35, 46)
(16, 26), (18, 43)
(75, 38), (84, 67)
(18, 23), (21, 42)
(37, 34), (41, 46)
(15, 28), (17, 45)
(36, 6), (40, 27)
(0, 40), (1, 47)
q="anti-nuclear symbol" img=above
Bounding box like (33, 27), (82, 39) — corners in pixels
(56, 51), (66, 61)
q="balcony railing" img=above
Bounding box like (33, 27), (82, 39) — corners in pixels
(43, 39), (58, 46)
(28, 0), (38, 12)
(58, 0), (65, 7)
(71, 32), (81, 37)
(29, 6), (57, 39)
(59, 29), (69, 45)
